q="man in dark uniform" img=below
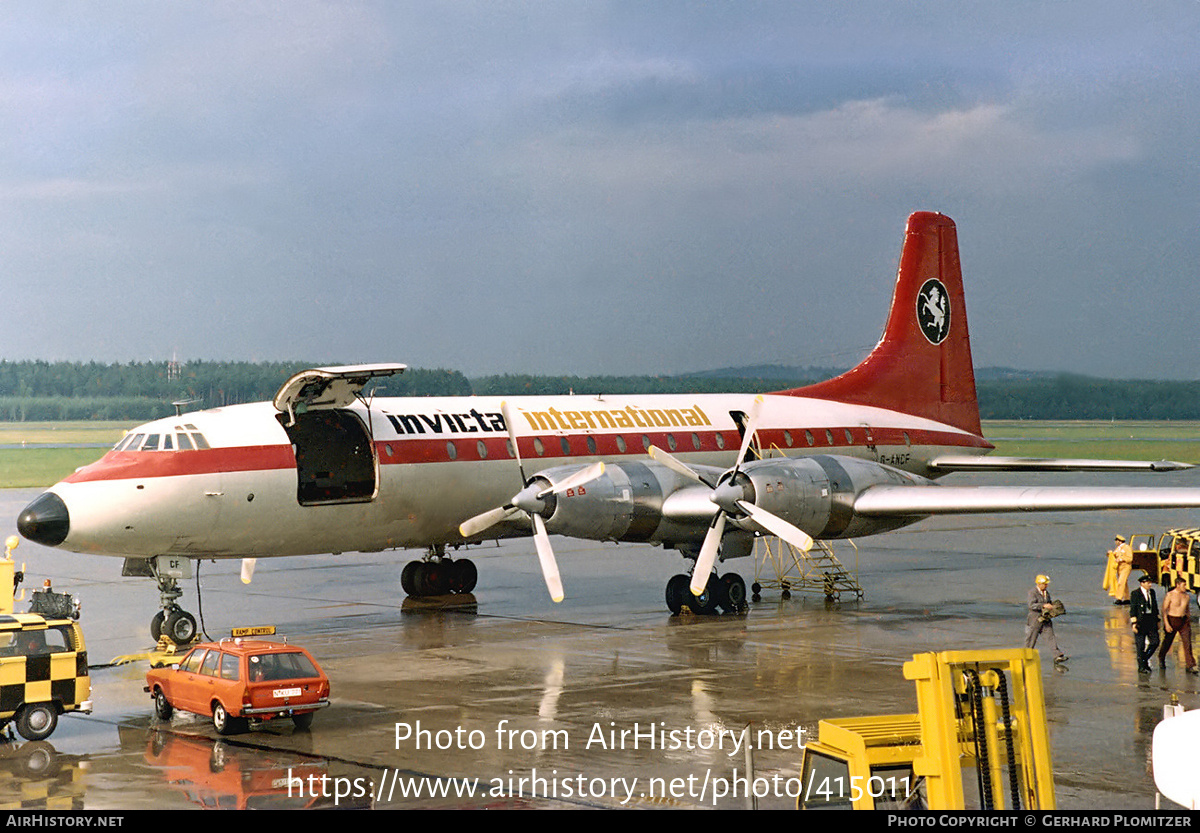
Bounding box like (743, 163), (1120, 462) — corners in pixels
(1131, 573), (1162, 673)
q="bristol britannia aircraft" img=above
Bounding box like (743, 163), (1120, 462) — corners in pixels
(17, 212), (1200, 642)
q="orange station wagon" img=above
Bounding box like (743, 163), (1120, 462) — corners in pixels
(145, 638), (330, 735)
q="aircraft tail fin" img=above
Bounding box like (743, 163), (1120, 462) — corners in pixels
(780, 212), (982, 436)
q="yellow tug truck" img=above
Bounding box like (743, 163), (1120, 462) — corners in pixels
(0, 536), (91, 741)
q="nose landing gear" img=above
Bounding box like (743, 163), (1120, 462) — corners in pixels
(150, 605), (198, 644)
(123, 557), (200, 645)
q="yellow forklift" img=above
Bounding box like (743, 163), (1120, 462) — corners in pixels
(797, 649), (1055, 810)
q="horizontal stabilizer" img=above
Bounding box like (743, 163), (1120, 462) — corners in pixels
(928, 455), (1193, 473)
(855, 485), (1200, 517)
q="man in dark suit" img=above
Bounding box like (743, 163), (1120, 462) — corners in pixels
(1131, 573), (1162, 673)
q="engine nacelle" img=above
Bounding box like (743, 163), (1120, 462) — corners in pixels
(533, 460), (697, 543)
(529, 454), (936, 550)
(736, 454), (936, 539)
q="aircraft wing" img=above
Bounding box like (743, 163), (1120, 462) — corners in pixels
(855, 485), (1200, 517)
(927, 455), (1192, 473)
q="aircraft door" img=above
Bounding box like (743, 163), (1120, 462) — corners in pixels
(278, 409), (378, 505)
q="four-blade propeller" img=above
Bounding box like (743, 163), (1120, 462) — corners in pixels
(458, 402), (605, 602)
(650, 395), (814, 595)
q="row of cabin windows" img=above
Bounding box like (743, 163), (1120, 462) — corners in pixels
(382, 428), (913, 462)
(113, 424), (211, 452)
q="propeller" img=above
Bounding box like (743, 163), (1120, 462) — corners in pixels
(457, 401), (605, 602)
(240, 557), (257, 585)
(650, 395), (814, 595)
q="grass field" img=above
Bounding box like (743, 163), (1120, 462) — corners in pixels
(0, 419), (1196, 489)
(0, 421), (128, 446)
(0, 422), (123, 488)
(983, 420), (1200, 463)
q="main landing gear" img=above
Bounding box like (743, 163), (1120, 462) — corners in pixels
(665, 571), (747, 616)
(400, 545), (477, 598)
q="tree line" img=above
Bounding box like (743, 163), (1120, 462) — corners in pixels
(0, 360), (1197, 421)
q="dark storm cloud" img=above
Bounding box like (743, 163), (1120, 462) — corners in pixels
(1, 2), (1197, 378)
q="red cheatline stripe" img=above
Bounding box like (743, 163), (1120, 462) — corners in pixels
(64, 426), (989, 483)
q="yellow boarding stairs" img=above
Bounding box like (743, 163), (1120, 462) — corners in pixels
(751, 443), (863, 601)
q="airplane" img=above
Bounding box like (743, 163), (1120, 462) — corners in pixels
(17, 211), (1200, 643)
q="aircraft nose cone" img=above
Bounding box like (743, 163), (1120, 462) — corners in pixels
(17, 492), (70, 547)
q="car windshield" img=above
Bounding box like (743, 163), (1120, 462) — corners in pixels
(247, 651), (319, 682)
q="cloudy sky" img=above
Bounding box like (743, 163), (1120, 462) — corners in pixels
(2, 2), (1197, 379)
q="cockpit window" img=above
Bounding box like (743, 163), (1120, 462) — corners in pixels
(118, 428), (209, 451)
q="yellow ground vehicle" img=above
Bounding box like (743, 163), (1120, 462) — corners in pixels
(0, 537), (91, 741)
(1123, 532), (1200, 590)
(798, 649), (1055, 810)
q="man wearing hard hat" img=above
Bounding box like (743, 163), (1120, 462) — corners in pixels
(1026, 574), (1068, 664)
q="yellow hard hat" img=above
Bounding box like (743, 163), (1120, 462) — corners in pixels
(1036, 574), (1050, 584)
(1115, 535), (1126, 542)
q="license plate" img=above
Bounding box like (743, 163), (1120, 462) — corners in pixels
(273, 687), (302, 698)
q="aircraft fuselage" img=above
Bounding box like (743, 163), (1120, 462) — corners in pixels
(42, 392), (989, 562)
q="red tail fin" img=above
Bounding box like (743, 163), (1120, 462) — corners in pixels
(780, 212), (982, 436)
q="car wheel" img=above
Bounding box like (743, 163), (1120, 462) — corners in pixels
(165, 610), (197, 644)
(212, 702), (245, 736)
(16, 703), (58, 741)
(153, 689), (173, 720)
(292, 711), (315, 730)
(17, 742), (59, 778)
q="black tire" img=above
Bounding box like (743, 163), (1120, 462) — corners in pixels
(150, 610), (166, 641)
(292, 711), (315, 730)
(453, 559), (478, 594)
(687, 583), (719, 615)
(16, 703), (58, 741)
(665, 574), (688, 615)
(417, 562), (448, 596)
(165, 610), (197, 644)
(153, 689), (173, 720)
(400, 561), (420, 596)
(212, 702), (245, 736)
(721, 573), (747, 613)
(17, 742), (58, 778)
(209, 742), (228, 772)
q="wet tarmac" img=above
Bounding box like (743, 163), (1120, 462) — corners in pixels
(1, 473), (1198, 810)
